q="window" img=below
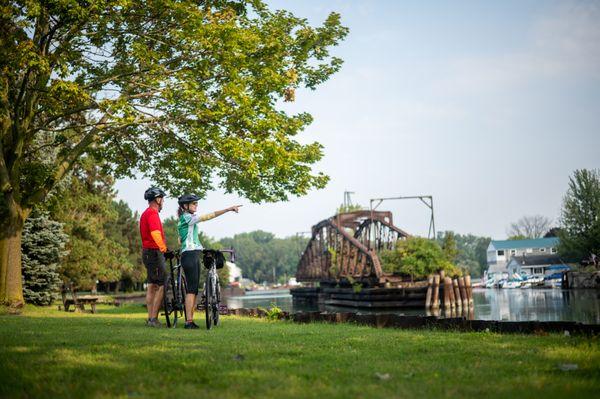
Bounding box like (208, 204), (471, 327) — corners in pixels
(534, 268), (543, 274)
(497, 250), (505, 256)
(510, 249), (516, 255)
(551, 247), (557, 253)
(540, 248), (546, 252)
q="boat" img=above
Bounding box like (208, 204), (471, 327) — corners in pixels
(544, 272), (563, 288)
(502, 280), (521, 289)
(484, 278), (496, 288)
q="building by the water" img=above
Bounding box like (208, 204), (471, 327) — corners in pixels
(506, 254), (569, 277)
(486, 237), (560, 278)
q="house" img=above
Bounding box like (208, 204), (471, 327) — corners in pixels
(506, 254), (569, 277)
(486, 237), (559, 277)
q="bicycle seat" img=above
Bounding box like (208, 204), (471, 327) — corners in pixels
(202, 249), (225, 269)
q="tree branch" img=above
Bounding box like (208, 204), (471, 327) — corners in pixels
(24, 113), (109, 206)
(0, 139), (13, 193)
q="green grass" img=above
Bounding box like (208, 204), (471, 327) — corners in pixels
(1, 305), (599, 399)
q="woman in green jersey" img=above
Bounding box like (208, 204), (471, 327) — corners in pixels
(177, 194), (241, 329)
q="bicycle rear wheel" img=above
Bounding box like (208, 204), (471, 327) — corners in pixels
(178, 271), (188, 323)
(205, 281), (212, 330)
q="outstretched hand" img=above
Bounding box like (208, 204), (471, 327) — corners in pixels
(228, 205), (243, 213)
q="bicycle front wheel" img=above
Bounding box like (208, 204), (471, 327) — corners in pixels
(163, 274), (174, 328)
(213, 283), (220, 326)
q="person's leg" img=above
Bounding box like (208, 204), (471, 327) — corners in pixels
(146, 283), (157, 320)
(143, 248), (160, 322)
(182, 250), (200, 326)
(151, 284), (164, 319)
(151, 251), (167, 319)
(185, 293), (196, 322)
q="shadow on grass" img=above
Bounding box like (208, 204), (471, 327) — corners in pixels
(2, 308), (600, 399)
(95, 304), (147, 315)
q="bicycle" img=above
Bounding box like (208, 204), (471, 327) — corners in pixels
(201, 248), (235, 330)
(162, 250), (187, 328)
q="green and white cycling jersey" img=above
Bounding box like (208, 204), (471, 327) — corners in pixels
(178, 212), (216, 252)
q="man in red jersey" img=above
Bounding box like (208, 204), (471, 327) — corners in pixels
(140, 187), (169, 327)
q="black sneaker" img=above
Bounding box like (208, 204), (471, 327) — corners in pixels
(184, 321), (200, 329)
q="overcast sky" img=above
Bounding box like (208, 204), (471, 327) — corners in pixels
(115, 0), (600, 240)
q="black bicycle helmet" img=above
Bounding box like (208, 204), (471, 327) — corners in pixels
(144, 187), (166, 201)
(178, 193), (201, 206)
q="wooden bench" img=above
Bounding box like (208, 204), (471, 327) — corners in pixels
(58, 285), (99, 314)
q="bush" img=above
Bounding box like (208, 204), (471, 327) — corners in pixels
(21, 212), (68, 305)
(380, 237), (460, 280)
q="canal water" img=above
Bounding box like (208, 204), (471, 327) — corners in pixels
(226, 288), (600, 324)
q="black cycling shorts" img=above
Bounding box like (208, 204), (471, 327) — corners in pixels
(181, 249), (201, 295)
(142, 248), (166, 285)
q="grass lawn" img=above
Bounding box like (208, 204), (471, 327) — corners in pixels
(1, 305), (599, 399)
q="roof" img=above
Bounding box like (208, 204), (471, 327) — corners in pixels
(489, 237), (559, 250)
(507, 254), (563, 266)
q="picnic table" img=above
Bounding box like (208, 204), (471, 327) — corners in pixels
(58, 285), (99, 313)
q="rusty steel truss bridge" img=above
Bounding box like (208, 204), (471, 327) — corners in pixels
(296, 211), (411, 285)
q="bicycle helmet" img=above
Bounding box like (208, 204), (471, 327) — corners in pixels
(178, 193), (201, 206)
(144, 187), (166, 201)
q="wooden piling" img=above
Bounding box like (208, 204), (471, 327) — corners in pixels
(425, 275), (433, 310)
(453, 279), (461, 311)
(447, 277), (456, 310)
(465, 275), (473, 305)
(458, 277), (468, 308)
(443, 277), (452, 312)
(431, 274), (440, 310)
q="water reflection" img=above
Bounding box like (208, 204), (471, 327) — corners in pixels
(226, 288), (600, 324)
(473, 288), (600, 323)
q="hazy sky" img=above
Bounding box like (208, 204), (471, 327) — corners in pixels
(115, 0), (600, 240)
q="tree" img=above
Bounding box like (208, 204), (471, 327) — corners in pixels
(440, 231), (458, 263)
(380, 237), (459, 280)
(21, 211), (68, 305)
(48, 161), (133, 291)
(218, 230), (307, 283)
(436, 231), (490, 277)
(558, 169), (600, 262)
(104, 200), (144, 291)
(0, 1), (348, 308)
(507, 215), (552, 239)
(544, 227), (561, 238)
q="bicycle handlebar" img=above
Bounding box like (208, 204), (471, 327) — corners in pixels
(216, 248), (235, 261)
(168, 248), (236, 263)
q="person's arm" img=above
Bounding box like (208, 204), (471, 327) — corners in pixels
(200, 205), (242, 222)
(148, 213), (167, 252)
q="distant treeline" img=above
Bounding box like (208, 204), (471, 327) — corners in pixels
(163, 219), (309, 285)
(436, 232), (491, 278)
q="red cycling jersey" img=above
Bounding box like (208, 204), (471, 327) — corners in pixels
(139, 207), (165, 250)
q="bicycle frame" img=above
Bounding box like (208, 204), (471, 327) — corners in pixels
(203, 248), (234, 330)
(163, 251), (186, 328)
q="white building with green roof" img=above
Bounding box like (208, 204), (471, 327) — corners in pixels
(486, 237), (559, 276)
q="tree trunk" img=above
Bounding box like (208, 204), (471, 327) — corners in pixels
(0, 217), (25, 311)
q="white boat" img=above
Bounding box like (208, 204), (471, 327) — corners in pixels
(503, 280), (521, 289)
(485, 278), (496, 288)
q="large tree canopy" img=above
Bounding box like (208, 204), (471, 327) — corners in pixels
(558, 169), (600, 262)
(0, 0), (348, 308)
